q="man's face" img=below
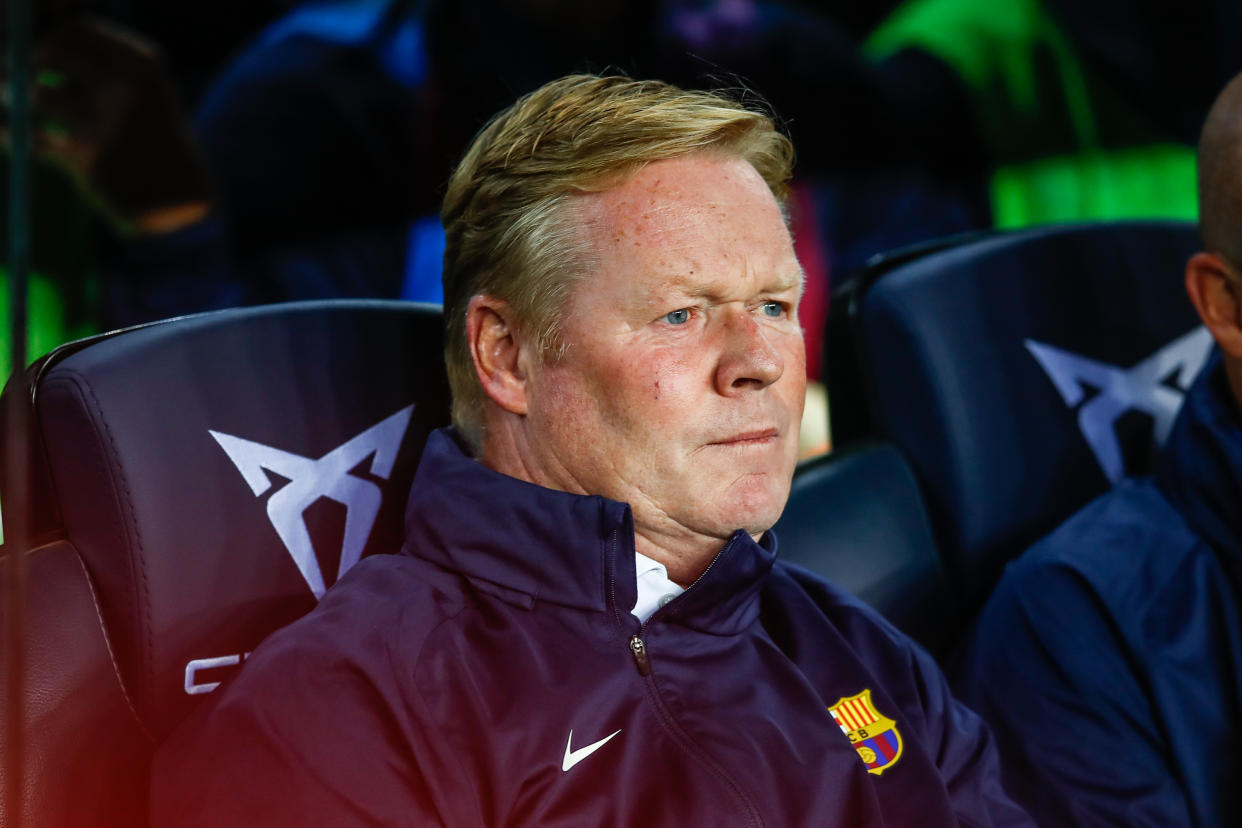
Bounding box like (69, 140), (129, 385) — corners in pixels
(518, 153), (806, 555)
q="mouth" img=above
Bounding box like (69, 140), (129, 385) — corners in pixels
(710, 428), (780, 447)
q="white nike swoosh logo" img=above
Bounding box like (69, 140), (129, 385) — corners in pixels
(561, 728), (622, 772)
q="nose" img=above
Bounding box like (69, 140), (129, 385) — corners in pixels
(714, 309), (785, 395)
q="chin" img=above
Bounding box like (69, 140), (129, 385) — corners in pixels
(718, 476), (789, 536)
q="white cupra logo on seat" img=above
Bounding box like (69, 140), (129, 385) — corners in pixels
(209, 405), (414, 599)
(1025, 327), (1213, 483)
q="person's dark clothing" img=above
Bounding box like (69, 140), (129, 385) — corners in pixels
(194, 9), (430, 257)
(954, 352), (1242, 827)
(192, 0), (668, 259)
(100, 213), (410, 329)
(1042, 0), (1241, 144)
(152, 428), (1032, 826)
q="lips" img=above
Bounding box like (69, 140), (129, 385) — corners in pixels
(710, 428), (779, 446)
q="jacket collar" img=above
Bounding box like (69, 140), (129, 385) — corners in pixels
(403, 429), (776, 633)
(1158, 351), (1242, 562)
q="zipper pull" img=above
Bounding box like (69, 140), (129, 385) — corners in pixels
(629, 635), (652, 676)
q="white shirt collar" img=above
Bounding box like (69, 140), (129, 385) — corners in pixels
(631, 551), (686, 623)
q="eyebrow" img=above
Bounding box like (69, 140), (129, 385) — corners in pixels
(681, 267), (806, 299)
(776, 267), (807, 295)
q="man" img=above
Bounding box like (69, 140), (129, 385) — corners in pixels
(953, 72), (1242, 827)
(151, 74), (1030, 826)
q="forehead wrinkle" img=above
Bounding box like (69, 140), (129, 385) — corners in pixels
(572, 191), (708, 263)
(657, 260), (804, 304)
(568, 155), (801, 309)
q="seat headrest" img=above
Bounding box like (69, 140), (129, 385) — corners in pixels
(775, 442), (955, 652)
(829, 221), (1206, 600)
(21, 300), (450, 738)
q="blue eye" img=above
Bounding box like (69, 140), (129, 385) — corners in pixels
(761, 302), (784, 318)
(663, 309), (691, 324)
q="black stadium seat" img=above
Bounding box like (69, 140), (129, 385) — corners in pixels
(0, 300), (450, 826)
(775, 442), (956, 653)
(826, 220), (1206, 606)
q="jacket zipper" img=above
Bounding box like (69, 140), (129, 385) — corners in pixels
(618, 534), (762, 827)
(626, 534), (734, 676)
(629, 635), (652, 675)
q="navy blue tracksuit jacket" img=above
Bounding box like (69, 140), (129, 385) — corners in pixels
(152, 429), (1031, 826)
(955, 352), (1242, 826)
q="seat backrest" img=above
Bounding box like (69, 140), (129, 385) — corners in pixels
(827, 220), (1206, 604)
(1, 300), (450, 825)
(0, 541), (153, 828)
(774, 442), (956, 653)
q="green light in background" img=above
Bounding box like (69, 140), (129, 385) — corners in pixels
(0, 267), (89, 545)
(34, 69), (64, 88)
(992, 145), (1198, 228)
(0, 267), (93, 376)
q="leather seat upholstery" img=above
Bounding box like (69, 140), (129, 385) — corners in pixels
(0, 300), (450, 825)
(826, 220), (1204, 604)
(775, 442), (956, 653)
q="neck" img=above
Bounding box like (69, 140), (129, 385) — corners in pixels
(632, 528), (733, 587)
(480, 420), (742, 588)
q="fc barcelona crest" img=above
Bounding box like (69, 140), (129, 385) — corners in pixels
(828, 689), (903, 775)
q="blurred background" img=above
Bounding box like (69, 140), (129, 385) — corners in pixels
(4, 0), (1238, 455)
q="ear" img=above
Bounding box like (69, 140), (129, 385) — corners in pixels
(466, 294), (530, 416)
(1186, 252), (1242, 360)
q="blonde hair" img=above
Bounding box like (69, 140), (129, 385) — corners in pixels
(441, 74), (795, 451)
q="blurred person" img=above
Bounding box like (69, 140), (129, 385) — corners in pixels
(22, 19), (213, 238)
(192, 0), (670, 257)
(1, 14), (221, 352)
(953, 71), (1242, 827)
(6, 16), (233, 329)
(860, 0), (1239, 230)
(668, 0), (1239, 268)
(150, 74), (1032, 826)
(8, 15), (427, 331)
